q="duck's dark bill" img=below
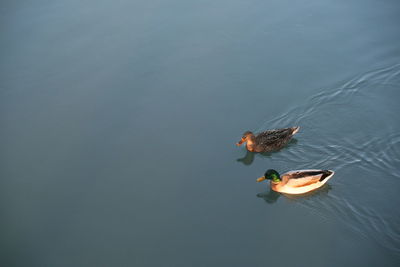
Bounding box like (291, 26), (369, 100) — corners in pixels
(257, 176), (266, 182)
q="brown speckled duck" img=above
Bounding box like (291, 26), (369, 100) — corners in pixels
(236, 127), (299, 152)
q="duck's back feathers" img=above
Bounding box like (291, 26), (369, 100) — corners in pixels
(285, 170), (333, 181)
(254, 127), (299, 152)
(258, 127), (299, 140)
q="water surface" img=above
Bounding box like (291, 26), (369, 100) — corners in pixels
(1, 0), (400, 266)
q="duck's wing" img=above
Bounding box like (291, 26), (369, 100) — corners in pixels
(283, 170), (333, 187)
(256, 127), (298, 143)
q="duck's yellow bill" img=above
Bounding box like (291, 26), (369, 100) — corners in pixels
(257, 176), (266, 182)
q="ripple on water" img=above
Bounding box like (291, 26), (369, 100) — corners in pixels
(257, 64), (400, 258)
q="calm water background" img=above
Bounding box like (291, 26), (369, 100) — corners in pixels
(1, 0), (400, 266)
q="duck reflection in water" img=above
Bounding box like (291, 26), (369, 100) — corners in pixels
(236, 150), (256, 165)
(257, 184), (332, 204)
(236, 139), (298, 166)
(256, 189), (281, 204)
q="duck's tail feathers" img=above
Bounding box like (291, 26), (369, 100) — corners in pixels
(319, 170), (334, 182)
(292, 126), (300, 135)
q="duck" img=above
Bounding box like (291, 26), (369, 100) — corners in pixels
(236, 127), (299, 153)
(256, 169), (334, 194)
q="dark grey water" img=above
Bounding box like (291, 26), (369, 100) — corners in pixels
(1, 0), (400, 266)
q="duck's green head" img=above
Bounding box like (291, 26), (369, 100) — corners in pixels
(257, 169), (281, 183)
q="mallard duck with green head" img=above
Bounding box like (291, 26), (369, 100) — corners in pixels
(236, 127), (299, 152)
(257, 169), (334, 194)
